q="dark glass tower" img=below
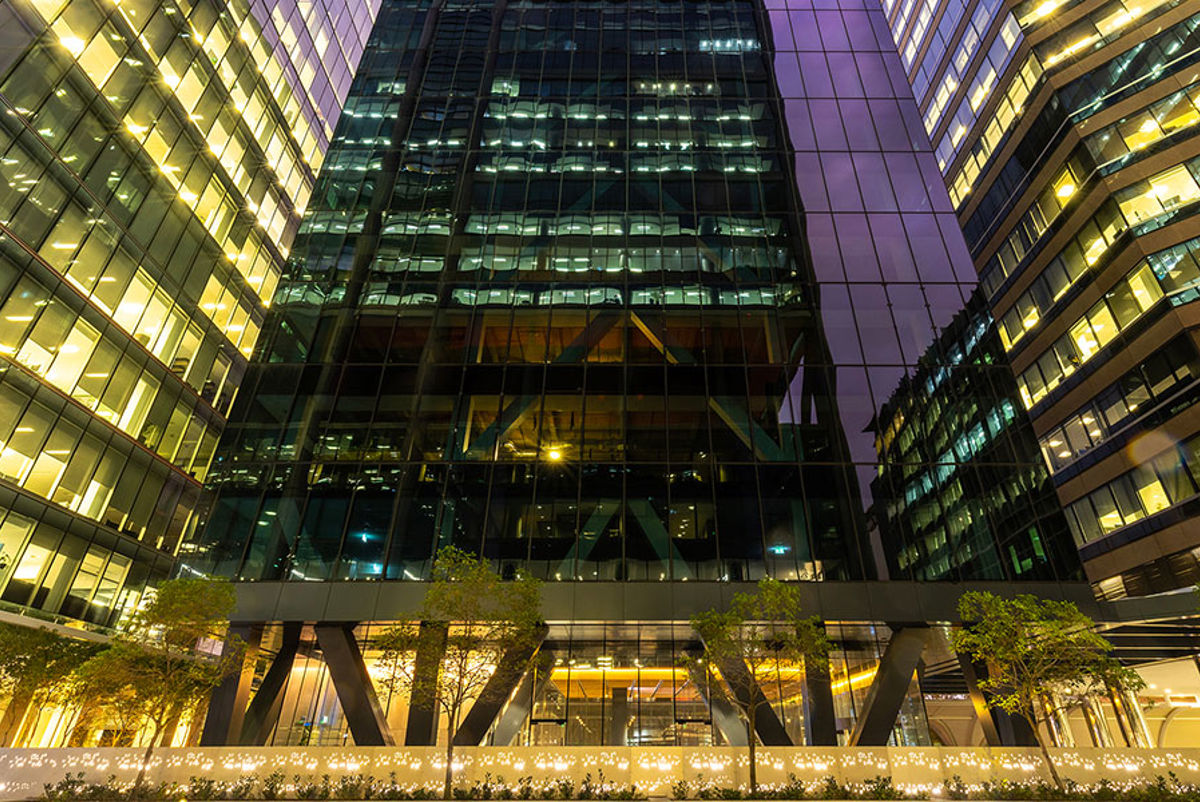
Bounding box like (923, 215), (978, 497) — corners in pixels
(187, 0), (873, 585)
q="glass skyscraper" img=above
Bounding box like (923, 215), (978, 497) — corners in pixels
(0, 0), (378, 630)
(883, 0), (1200, 596)
(190, 0), (876, 588)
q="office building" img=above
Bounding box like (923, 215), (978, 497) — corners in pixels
(883, 0), (1200, 596)
(174, 0), (1096, 750)
(0, 0), (378, 628)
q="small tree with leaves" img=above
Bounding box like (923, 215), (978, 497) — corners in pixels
(952, 591), (1143, 789)
(689, 578), (829, 793)
(74, 577), (241, 787)
(0, 621), (99, 746)
(374, 546), (543, 800)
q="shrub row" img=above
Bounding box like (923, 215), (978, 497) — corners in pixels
(40, 772), (1200, 801)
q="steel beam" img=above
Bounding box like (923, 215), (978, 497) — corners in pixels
(715, 656), (793, 745)
(490, 645), (555, 746)
(848, 627), (929, 746)
(684, 655), (746, 746)
(957, 653), (1037, 746)
(240, 622), (303, 745)
(314, 623), (395, 746)
(454, 625), (548, 745)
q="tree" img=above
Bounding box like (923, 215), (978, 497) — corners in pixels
(374, 546), (543, 800)
(689, 578), (830, 793)
(952, 591), (1143, 789)
(74, 577), (241, 787)
(0, 621), (99, 746)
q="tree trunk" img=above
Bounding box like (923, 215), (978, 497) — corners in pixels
(747, 705), (757, 794)
(443, 708), (457, 800)
(1031, 713), (1064, 791)
(135, 724), (160, 790)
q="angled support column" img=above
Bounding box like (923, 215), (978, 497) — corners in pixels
(803, 657), (838, 746)
(240, 622), (303, 745)
(958, 653), (1037, 746)
(314, 623), (395, 746)
(200, 623), (262, 746)
(848, 626), (930, 746)
(454, 624), (548, 745)
(490, 645), (555, 746)
(684, 654), (746, 746)
(405, 621), (448, 745)
(715, 656), (793, 745)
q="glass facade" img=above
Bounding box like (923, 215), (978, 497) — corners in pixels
(190, 0), (888, 585)
(884, 0), (1200, 595)
(171, 0), (1082, 749)
(0, 0), (378, 626)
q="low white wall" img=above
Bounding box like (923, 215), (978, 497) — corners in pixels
(1, 746), (1198, 800)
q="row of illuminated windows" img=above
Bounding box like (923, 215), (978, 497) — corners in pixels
(1014, 247), (1196, 410)
(919, 0), (1009, 139)
(946, 55), (1042, 206)
(0, 86), (270, 361)
(31, 0), (320, 236)
(0, 379), (205, 549)
(0, 279), (228, 474)
(0, 262), (239, 412)
(907, 0), (967, 101)
(990, 151), (1200, 314)
(900, 0), (937, 70)
(1065, 431), (1200, 545)
(473, 153), (774, 175)
(932, 14), (1022, 173)
(1083, 83), (1200, 171)
(0, 143), (261, 375)
(0, 508), (167, 627)
(1057, 11), (1200, 120)
(394, 245), (785, 275)
(975, 157), (1087, 305)
(994, 201), (1127, 354)
(484, 99), (767, 124)
(1035, 0), (1181, 69)
(1039, 334), (1195, 473)
(46, 8), (305, 264)
(969, 13), (1200, 260)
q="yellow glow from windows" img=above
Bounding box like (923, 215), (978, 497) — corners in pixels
(1056, 182), (1076, 199)
(58, 36), (85, 56)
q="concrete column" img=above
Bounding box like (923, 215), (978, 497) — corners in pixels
(1081, 697), (1115, 747)
(957, 653), (1037, 746)
(684, 655), (746, 747)
(490, 646), (555, 746)
(240, 622), (303, 745)
(715, 656), (793, 745)
(1041, 695), (1074, 747)
(1109, 686), (1152, 748)
(405, 621), (448, 746)
(802, 658), (838, 746)
(200, 623), (262, 746)
(608, 686), (629, 746)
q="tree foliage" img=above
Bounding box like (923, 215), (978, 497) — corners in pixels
(689, 578), (829, 792)
(74, 577), (241, 783)
(374, 546), (543, 799)
(0, 621), (99, 745)
(952, 591), (1143, 788)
